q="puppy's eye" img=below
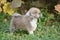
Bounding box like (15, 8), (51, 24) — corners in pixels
(31, 13), (35, 16)
(35, 12), (37, 13)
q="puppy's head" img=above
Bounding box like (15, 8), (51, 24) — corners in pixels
(26, 7), (42, 18)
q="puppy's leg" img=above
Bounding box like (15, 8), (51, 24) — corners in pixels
(10, 25), (15, 35)
(32, 26), (37, 31)
(10, 20), (15, 35)
(28, 30), (33, 34)
(27, 28), (34, 34)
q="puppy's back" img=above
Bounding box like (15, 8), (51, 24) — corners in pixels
(11, 13), (29, 29)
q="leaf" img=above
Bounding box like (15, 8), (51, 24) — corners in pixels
(55, 4), (60, 13)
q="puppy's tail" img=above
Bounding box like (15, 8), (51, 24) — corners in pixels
(12, 13), (22, 17)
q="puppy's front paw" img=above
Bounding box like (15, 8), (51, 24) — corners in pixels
(28, 31), (33, 34)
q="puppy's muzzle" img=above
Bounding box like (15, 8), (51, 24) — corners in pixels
(39, 14), (43, 18)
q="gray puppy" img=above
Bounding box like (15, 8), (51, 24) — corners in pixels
(10, 7), (42, 34)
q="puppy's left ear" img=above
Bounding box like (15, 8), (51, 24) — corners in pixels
(10, 0), (21, 8)
(29, 10), (37, 16)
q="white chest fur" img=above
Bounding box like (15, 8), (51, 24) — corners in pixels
(30, 18), (37, 31)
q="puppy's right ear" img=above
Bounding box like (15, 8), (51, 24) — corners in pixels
(10, 0), (21, 8)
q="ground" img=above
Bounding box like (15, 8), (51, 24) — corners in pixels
(0, 19), (60, 40)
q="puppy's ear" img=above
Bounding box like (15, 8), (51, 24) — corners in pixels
(30, 10), (37, 16)
(10, 0), (21, 8)
(29, 12), (35, 16)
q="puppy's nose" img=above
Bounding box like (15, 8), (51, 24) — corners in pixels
(40, 14), (43, 18)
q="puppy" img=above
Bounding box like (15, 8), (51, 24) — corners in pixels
(10, 7), (42, 34)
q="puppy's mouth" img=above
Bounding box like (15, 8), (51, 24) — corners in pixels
(39, 14), (43, 18)
(34, 16), (40, 18)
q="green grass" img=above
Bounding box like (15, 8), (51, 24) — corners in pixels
(0, 20), (60, 40)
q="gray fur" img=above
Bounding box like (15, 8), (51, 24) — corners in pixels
(10, 7), (42, 34)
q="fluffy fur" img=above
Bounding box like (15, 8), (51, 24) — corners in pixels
(10, 7), (42, 34)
